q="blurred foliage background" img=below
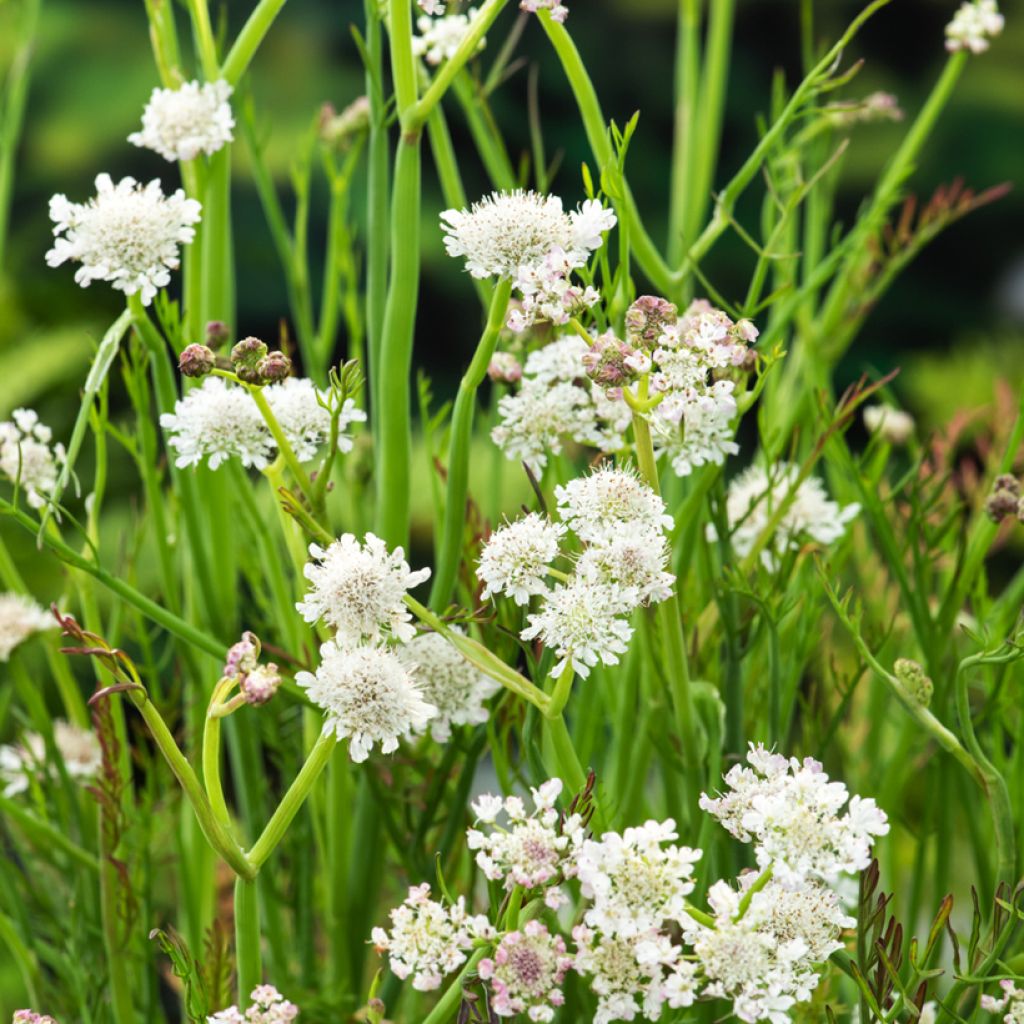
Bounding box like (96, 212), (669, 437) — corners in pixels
(0, 0), (1021, 518)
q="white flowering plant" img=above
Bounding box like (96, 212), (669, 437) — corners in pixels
(0, 0), (1021, 1023)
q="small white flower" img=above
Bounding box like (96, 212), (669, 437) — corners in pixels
(709, 462), (859, 570)
(863, 404), (914, 446)
(129, 79), (234, 162)
(575, 534), (675, 605)
(0, 409), (65, 510)
(440, 190), (613, 279)
(945, 0), (1004, 53)
(46, 173), (201, 304)
(520, 0), (569, 22)
(0, 593), (55, 662)
(413, 8), (484, 66)
(208, 984), (299, 1023)
(296, 643), (436, 763)
(417, 0), (445, 13)
(478, 513), (564, 605)
(521, 578), (637, 677)
(296, 533), (430, 645)
(396, 631), (500, 741)
(555, 466), (673, 546)
(699, 743), (889, 886)
(981, 980), (1024, 1023)
(373, 883), (493, 992)
(577, 819), (701, 937)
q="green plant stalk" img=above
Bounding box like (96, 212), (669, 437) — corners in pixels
(666, 0), (700, 267)
(143, 0), (183, 86)
(235, 876), (262, 999)
(543, 713), (587, 799)
(374, 134), (421, 548)
(184, 0), (219, 79)
(630, 384), (702, 800)
(222, 0), (291, 85)
(430, 276), (511, 609)
(99, 783), (135, 1024)
(200, 147), (235, 329)
(0, 0), (40, 274)
(245, 383), (317, 504)
(420, 947), (490, 1024)
(203, 678), (235, 827)
(0, 793), (100, 871)
(247, 729), (337, 870)
(125, 687), (255, 879)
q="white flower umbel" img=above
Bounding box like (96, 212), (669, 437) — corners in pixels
(296, 642), (436, 763)
(555, 466), (674, 546)
(699, 744), (889, 886)
(296, 533), (430, 644)
(945, 0), (1004, 53)
(208, 985), (299, 1023)
(478, 512), (565, 605)
(520, 0), (569, 21)
(0, 409), (65, 510)
(46, 174), (201, 304)
(0, 593), (54, 662)
(129, 79), (234, 162)
(710, 462), (859, 570)
(651, 384), (739, 476)
(572, 925), (698, 1024)
(417, 0), (445, 12)
(576, 819), (702, 937)
(160, 377), (271, 470)
(396, 631), (500, 741)
(521, 578), (637, 677)
(412, 8), (484, 66)
(266, 378), (364, 461)
(982, 980), (1024, 1023)
(467, 778), (583, 901)
(575, 535), (675, 605)
(863, 404), (914, 446)
(478, 921), (572, 1022)
(1, 721), (101, 797)
(372, 883), (494, 992)
(685, 875), (853, 1024)
(440, 190), (613, 280)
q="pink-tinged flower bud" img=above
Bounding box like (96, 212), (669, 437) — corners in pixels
(178, 343), (216, 378)
(205, 320), (231, 347)
(241, 663), (281, 705)
(225, 631), (261, 678)
(488, 352), (523, 384)
(985, 488), (1019, 523)
(625, 295), (678, 348)
(257, 350), (292, 383)
(231, 337), (268, 383)
(582, 331), (636, 387)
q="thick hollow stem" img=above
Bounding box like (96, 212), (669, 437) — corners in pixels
(234, 875), (262, 999)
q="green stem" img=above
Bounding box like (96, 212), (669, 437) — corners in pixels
(0, 793), (100, 871)
(184, 0), (219, 79)
(246, 384), (317, 503)
(234, 876), (262, 999)
(429, 277), (512, 609)
(204, 677), (235, 827)
(222, 0), (291, 85)
(247, 729), (337, 870)
(420, 947), (490, 1024)
(666, 0), (700, 267)
(373, 134), (421, 548)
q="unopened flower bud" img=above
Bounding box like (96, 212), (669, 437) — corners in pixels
(986, 479), (1020, 522)
(320, 96), (371, 149)
(257, 350), (292, 383)
(231, 337), (268, 383)
(225, 631), (261, 678)
(241, 663), (281, 705)
(625, 295), (678, 348)
(582, 331), (636, 387)
(488, 352), (522, 384)
(864, 405), (915, 446)
(205, 320), (231, 348)
(178, 343), (216, 378)
(894, 658), (933, 707)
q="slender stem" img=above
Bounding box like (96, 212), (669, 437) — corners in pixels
(0, 794), (100, 872)
(246, 384), (316, 503)
(735, 864), (773, 919)
(184, 0), (219, 79)
(235, 876), (262, 999)
(420, 947), (490, 1024)
(429, 277), (512, 609)
(99, 815), (135, 1024)
(204, 677), (235, 827)
(222, 0), (291, 85)
(666, 0), (700, 267)
(545, 661), (576, 720)
(544, 713), (588, 800)
(247, 729), (337, 869)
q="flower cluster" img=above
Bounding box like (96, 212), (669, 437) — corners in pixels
(13, 1013), (58, 1024)
(982, 979), (1024, 1023)
(374, 758), (886, 1024)
(46, 174), (201, 304)
(864, 404), (914, 445)
(129, 79), (234, 162)
(441, 190), (614, 330)
(945, 0), (1004, 53)
(223, 632), (281, 706)
(208, 985), (299, 1023)
(520, 0), (569, 22)
(0, 721), (102, 798)
(371, 883), (494, 991)
(0, 592), (55, 662)
(491, 336), (630, 474)
(160, 377), (365, 470)
(479, 466), (674, 676)
(413, 7), (484, 66)
(699, 743), (890, 886)
(0, 408), (66, 510)
(708, 462), (860, 570)
(468, 779), (584, 906)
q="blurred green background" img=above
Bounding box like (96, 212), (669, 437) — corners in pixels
(0, 0), (1022, 481)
